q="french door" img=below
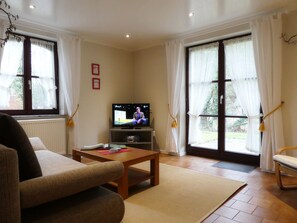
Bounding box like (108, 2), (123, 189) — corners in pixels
(186, 34), (260, 166)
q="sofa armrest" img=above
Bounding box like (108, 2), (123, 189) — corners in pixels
(0, 145), (21, 223)
(20, 161), (124, 208)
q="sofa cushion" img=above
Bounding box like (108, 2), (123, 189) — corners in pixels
(29, 137), (48, 151)
(35, 150), (85, 176)
(274, 154), (297, 169)
(0, 113), (42, 181)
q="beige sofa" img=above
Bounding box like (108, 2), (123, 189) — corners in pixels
(0, 132), (125, 222)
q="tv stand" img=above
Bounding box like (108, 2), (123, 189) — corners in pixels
(121, 126), (143, 129)
(109, 128), (154, 150)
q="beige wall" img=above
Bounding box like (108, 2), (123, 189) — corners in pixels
(78, 42), (168, 150)
(132, 46), (168, 150)
(79, 41), (134, 147)
(282, 10), (297, 149)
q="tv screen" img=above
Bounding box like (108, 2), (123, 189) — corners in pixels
(112, 103), (150, 128)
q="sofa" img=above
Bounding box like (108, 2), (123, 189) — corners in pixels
(0, 113), (125, 223)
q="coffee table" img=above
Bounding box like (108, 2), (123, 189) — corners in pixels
(72, 147), (159, 199)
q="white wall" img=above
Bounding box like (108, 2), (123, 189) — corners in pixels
(79, 41), (134, 147)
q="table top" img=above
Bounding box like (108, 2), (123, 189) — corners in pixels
(73, 147), (159, 163)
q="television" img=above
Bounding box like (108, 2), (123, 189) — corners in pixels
(112, 103), (150, 128)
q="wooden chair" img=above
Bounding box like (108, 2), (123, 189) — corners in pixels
(273, 146), (297, 190)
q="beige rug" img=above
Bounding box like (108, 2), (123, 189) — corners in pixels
(123, 163), (246, 223)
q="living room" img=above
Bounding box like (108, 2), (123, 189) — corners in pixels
(1, 0), (297, 222)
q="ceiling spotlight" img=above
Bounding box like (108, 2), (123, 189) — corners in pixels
(125, 34), (130, 38)
(188, 12), (194, 17)
(29, 4), (36, 9)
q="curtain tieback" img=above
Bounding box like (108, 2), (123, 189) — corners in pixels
(168, 104), (178, 128)
(259, 101), (284, 132)
(67, 104), (79, 127)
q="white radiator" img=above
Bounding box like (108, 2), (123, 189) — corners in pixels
(18, 118), (66, 154)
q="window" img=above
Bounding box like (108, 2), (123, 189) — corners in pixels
(0, 34), (59, 115)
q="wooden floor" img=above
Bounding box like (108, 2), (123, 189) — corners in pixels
(159, 153), (297, 223)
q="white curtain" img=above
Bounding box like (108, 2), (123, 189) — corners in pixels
(224, 36), (261, 154)
(0, 22), (7, 66)
(165, 39), (185, 155)
(57, 33), (81, 148)
(0, 38), (23, 108)
(250, 13), (284, 171)
(31, 39), (57, 109)
(188, 43), (218, 144)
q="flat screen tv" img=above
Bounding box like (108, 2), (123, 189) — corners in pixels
(112, 103), (150, 128)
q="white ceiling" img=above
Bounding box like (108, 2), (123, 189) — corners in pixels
(6, 0), (297, 51)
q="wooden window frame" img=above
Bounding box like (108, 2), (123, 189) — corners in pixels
(0, 33), (59, 116)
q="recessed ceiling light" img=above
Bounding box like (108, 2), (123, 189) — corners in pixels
(29, 4), (36, 9)
(188, 12), (194, 17)
(125, 34), (130, 38)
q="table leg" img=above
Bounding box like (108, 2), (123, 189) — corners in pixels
(72, 151), (81, 162)
(150, 154), (159, 186)
(117, 165), (129, 199)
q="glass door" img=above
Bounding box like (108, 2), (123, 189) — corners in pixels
(186, 35), (260, 166)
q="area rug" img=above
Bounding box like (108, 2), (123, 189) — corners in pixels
(212, 161), (257, 173)
(123, 163), (246, 223)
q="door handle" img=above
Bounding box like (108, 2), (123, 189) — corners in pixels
(220, 95), (223, 104)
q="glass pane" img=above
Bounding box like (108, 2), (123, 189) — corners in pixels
(225, 82), (245, 116)
(32, 78), (56, 109)
(31, 40), (57, 110)
(225, 117), (247, 154)
(225, 117), (258, 155)
(189, 43), (219, 81)
(201, 83), (218, 115)
(191, 117), (218, 150)
(0, 76), (24, 110)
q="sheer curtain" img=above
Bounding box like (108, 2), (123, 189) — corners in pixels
(0, 22), (7, 66)
(0, 38), (23, 108)
(57, 33), (81, 149)
(250, 13), (284, 171)
(224, 36), (261, 154)
(188, 43), (218, 144)
(165, 39), (185, 155)
(31, 39), (57, 109)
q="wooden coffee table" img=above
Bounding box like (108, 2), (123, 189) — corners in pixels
(72, 147), (159, 199)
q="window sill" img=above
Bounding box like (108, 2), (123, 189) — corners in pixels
(13, 114), (67, 121)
